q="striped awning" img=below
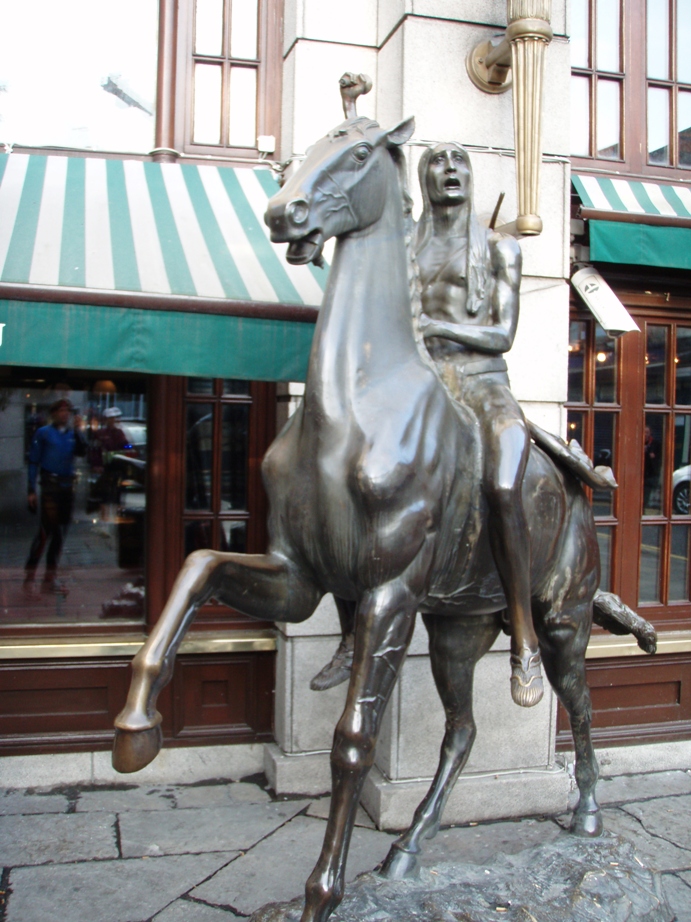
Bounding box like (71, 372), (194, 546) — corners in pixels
(0, 154), (324, 381)
(572, 173), (691, 271)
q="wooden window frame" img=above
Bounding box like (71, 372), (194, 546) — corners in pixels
(169, 0), (283, 162)
(571, 0), (691, 177)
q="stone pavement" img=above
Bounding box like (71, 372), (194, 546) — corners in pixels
(0, 768), (690, 922)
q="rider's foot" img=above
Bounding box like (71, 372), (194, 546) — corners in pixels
(510, 650), (544, 707)
(310, 634), (354, 691)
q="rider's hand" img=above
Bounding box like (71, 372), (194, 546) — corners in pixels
(418, 313), (440, 339)
(27, 491), (37, 513)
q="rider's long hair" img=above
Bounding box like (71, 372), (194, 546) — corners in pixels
(414, 143), (490, 316)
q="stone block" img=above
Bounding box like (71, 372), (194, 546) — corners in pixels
(0, 789), (69, 815)
(622, 795), (691, 853)
(584, 740), (691, 777)
(595, 771), (691, 806)
(0, 812), (118, 866)
(661, 873), (691, 922)
(171, 781), (271, 809)
(93, 743), (264, 786)
(153, 899), (236, 922)
(76, 785), (178, 813)
(191, 815), (395, 915)
(118, 800), (309, 858)
(602, 806), (691, 872)
(306, 796), (376, 829)
(362, 763), (571, 831)
(6, 853), (231, 922)
(0, 752), (93, 789)
(264, 744), (331, 796)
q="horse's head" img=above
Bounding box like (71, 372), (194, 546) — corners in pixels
(265, 115), (415, 266)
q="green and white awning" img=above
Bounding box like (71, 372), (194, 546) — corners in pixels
(0, 154), (325, 380)
(572, 173), (691, 271)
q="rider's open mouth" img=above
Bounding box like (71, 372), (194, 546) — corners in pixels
(286, 229), (325, 267)
(444, 178), (461, 189)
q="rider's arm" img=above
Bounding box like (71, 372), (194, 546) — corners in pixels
(421, 234), (522, 355)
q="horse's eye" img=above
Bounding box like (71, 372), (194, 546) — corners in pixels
(352, 144), (371, 163)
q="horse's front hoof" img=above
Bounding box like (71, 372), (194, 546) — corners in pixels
(570, 809), (603, 838)
(379, 844), (420, 880)
(112, 725), (162, 773)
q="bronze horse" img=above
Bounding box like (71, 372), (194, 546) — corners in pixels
(112, 114), (654, 922)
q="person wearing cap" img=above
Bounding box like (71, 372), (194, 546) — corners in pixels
(90, 407), (129, 522)
(25, 398), (87, 594)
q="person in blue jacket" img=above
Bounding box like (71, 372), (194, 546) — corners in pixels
(24, 398), (87, 594)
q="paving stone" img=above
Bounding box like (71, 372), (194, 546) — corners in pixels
(602, 806), (691, 872)
(172, 782), (271, 809)
(153, 897), (239, 920)
(595, 771), (691, 806)
(661, 873), (691, 922)
(418, 816), (563, 869)
(119, 800), (310, 858)
(0, 812), (117, 865)
(0, 789), (69, 815)
(191, 815), (396, 915)
(621, 795), (691, 853)
(306, 796), (376, 828)
(7, 853), (234, 922)
(76, 785), (178, 813)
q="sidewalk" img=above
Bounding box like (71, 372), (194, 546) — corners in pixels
(0, 768), (689, 921)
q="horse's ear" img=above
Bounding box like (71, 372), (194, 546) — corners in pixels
(384, 116), (415, 148)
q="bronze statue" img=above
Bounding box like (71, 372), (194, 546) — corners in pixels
(112, 100), (655, 922)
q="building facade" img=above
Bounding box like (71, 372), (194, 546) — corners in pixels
(0, 0), (688, 823)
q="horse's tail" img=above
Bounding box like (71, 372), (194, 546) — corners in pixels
(592, 590), (657, 654)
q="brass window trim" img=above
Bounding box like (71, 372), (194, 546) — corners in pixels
(586, 629), (691, 659)
(0, 630), (277, 660)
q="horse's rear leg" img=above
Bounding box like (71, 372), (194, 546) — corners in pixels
(381, 612), (500, 880)
(538, 602), (602, 837)
(113, 549), (321, 773)
(302, 583), (418, 922)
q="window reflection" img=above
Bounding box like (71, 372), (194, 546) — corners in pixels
(594, 325), (616, 402)
(646, 325), (668, 404)
(186, 404), (214, 511)
(593, 412), (615, 516)
(643, 414), (665, 514)
(639, 524), (662, 603)
(568, 320), (587, 402)
(596, 0), (620, 72)
(647, 0), (670, 80)
(596, 525), (612, 591)
(669, 525), (690, 601)
(648, 86), (671, 165)
(673, 414), (691, 514)
(570, 75), (591, 156)
(0, 374), (147, 625)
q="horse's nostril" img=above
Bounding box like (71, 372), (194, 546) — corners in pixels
(286, 199), (310, 225)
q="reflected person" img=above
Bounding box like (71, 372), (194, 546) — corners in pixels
(24, 398), (87, 595)
(414, 142), (542, 707)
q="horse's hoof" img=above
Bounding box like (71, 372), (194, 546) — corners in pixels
(379, 845), (419, 880)
(570, 809), (603, 838)
(510, 652), (544, 708)
(112, 725), (162, 773)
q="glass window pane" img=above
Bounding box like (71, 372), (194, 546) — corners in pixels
(0, 0), (157, 153)
(678, 90), (691, 168)
(230, 0), (259, 60)
(571, 0), (590, 68)
(679, 0), (691, 84)
(596, 79), (621, 158)
(193, 63), (223, 145)
(597, 0), (621, 72)
(675, 328), (691, 404)
(222, 379), (251, 395)
(221, 404), (249, 510)
(647, 0), (670, 79)
(220, 520), (247, 552)
(648, 86), (671, 164)
(195, 0), (224, 56)
(673, 414), (691, 513)
(669, 525), (690, 600)
(596, 525), (613, 591)
(571, 75), (591, 156)
(1, 378), (147, 625)
(639, 525), (663, 602)
(228, 66), (257, 148)
(594, 324), (617, 402)
(567, 410), (586, 446)
(188, 378), (215, 395)
(186, 403), (214, 511)
(568, 320), (587, 402)
(646, 325), (668, 405)
(184, 520), (214, 555)
(643, 413), (666, 514)
(593, 412), (616, 516)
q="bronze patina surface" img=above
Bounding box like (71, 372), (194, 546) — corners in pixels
(112, 101), (655, 922)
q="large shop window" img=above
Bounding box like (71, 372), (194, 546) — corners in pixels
(0, 367), (148, 626)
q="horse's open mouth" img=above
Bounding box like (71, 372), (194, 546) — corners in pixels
(286, 229), (325, 267)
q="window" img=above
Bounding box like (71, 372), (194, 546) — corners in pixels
(571, 0), (691, 173)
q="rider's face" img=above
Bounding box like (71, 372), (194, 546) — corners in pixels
(426, 147), (471, 206)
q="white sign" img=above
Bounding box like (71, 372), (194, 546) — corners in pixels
(571, 267), (640, 337)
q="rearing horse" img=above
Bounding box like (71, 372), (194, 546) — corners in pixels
(112, 115), (654, 922)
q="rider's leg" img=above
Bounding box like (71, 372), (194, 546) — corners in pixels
(475, 381), (543, 708)
(310, 597), (356, 691)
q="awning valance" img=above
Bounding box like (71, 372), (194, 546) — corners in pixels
(572, 173), (691, 271)
(0, 154), (324, 379)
